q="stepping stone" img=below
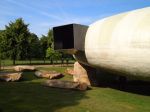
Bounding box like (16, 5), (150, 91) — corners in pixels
(14, 65), (36, 71)
(43, 79), (88, 91)
(0, 72), (22, 82)
(35, 70), (64, 79)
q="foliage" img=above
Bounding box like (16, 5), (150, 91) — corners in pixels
(40, 29), (54, 59)
(27, 33), (41, 60)
(40, 29), (64, 63)
(46, 47), (62, 63)
(0, 18), (74, 64)
(40, 35), (48, 60)
(0, 18), (43, 64)
(47, 29), (54, 47)
(0, 18), (30, 64)
(0, 30), (8, 59)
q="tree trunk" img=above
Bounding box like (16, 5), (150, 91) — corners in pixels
(50, 59), (53, 65)
(0, 59), (1, 70)
(13, 59), (16, 65)
(13, 55), (16, 65)
(61, 59), (64, 66)
(66, 59), (69, 66)
(56, 60), (58, 64)
(43, 58), (45, 64)
(12, 50), (16, 65)
(29, 59), (31, 65)
(28, 54), (31, 65)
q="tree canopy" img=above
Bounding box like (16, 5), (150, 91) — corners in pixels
(0, 18), (74, 65)
(0, 18), (38, 64)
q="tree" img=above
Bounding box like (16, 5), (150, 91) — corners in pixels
(40, 29), (54, 62)
(46, 47), (61, 64)
(0, 30), (2, 70)
(27, 33), (40, 63)
(40, 35), (48, 63)
(47, 29), (54, 47)
(0, 30), (9, 69)
(0, 30), (8, 59)
(0, 18), (30, 65)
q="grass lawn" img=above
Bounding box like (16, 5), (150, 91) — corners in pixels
(0, 60), (75, 66)
(0, 66), (150, 112)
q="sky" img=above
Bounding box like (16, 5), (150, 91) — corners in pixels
(0, 0), (150, 37)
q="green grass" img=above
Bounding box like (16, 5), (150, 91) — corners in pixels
(0, 66), (150, 112)
(0, 60), (75, 66)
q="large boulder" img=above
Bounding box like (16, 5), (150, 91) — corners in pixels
(14, 65), (36, 72)
(65, 68), (74, 75)
(77, 83), (89, 91)
(73, 62), (91, 86)
(43, 80), (88, 90)
(0, 72), (22, 82)
(35, 70), (64, 79)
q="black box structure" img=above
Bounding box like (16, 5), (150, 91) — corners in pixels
(53, 24), (88, 51)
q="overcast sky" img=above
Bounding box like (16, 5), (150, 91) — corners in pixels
(0, 0), (150, 37)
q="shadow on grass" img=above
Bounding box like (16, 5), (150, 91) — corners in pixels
(0, 82), (88, 112)
(95, 71), (150, 96)
(0, 71), (88, 112)
(20, 71), (38, 82)
(98, 80), (150, 96)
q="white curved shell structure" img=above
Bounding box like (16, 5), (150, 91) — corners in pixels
(85, 7), (150, 78)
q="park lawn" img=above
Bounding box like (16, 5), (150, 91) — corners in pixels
(0, 60), (75, 66)
(0, 66), (150, 112)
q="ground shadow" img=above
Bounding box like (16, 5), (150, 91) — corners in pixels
(19, 71), (38, 82)
(98, 80), (150, 96)
(0, 80), (88, 112)
(95, 69), (150, 96)
(0, 70), (89, 112)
